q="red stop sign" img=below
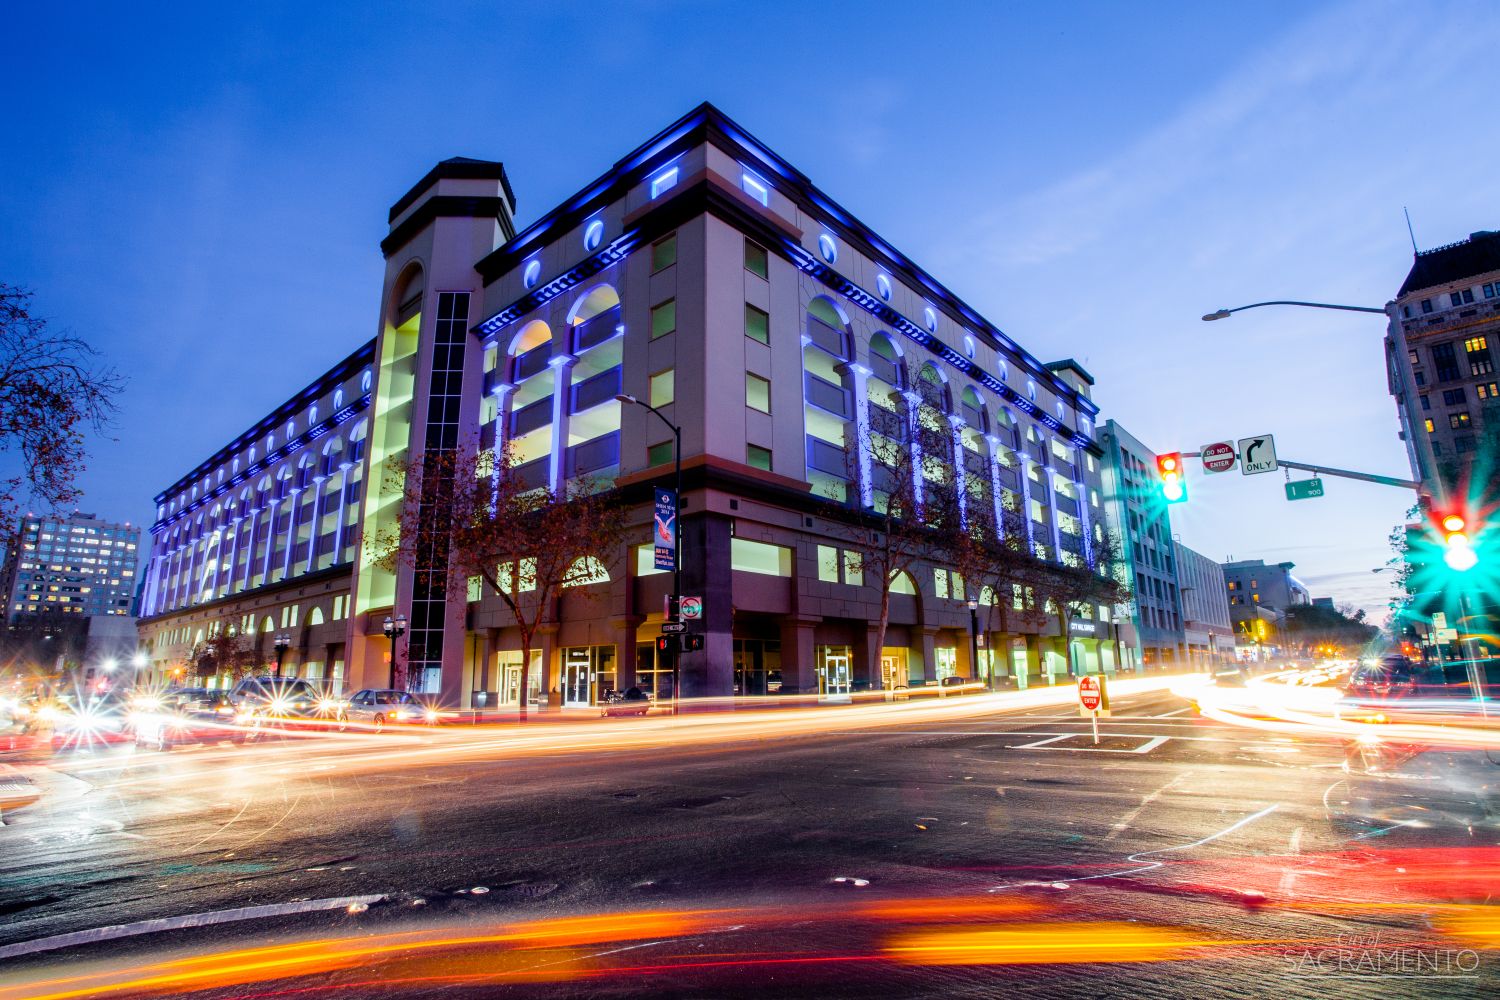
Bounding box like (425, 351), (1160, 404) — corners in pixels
(1078, 675), (1102, 712)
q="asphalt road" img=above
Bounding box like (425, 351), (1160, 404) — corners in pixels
(1, 682), (1496, 998)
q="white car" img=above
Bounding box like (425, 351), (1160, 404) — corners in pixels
(343, 689), (438, 729)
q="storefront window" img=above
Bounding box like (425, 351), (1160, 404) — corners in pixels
(562, 645), (615, 706)
(935, 646), (957, 680)
(733, 638), (782, 695)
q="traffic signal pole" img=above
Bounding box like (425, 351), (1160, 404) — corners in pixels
(1178, 451), (1423, 494)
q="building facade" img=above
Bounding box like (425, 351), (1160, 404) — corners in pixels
(139, 104), (1125, 706)
(2, 512), (140, 621)
(1222, 557), (1308, 656)
(1098, 420), (1185, 668)
(1385, 229), (1500, 496)
(1173, 541), (1232, 668)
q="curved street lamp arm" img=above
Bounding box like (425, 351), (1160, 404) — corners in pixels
(1202, 300), (1387, 321)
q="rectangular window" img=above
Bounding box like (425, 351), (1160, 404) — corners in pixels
(1422, 299), (1433, 314)
(817, 545), (840, 583)
(744, 239), (768, 279)
(741, 172), (769, 206)
(1420, 394), (1430, 410)
(1466, 335), (1493, 375)
(1487, 283), (1497, 299)
(746, 372), (771, 412)
(730, 538), (792, 577)
(651, 233), (677, 272)
(1415, 370), (1426, 386)
(1408, 349), (1420, 365)
(1450, 412), (1471, 429)
(1443, 388), (1466, 405)
(934, 568), (950, 599)
(746, 444), (772, 471)
(1425, 418), (1436, 433)
(745, 304), (769, 345)
(650, 299), (676, 339)
(1456, 436), (1475, 453)
(649, 368), (675, 407)
(1451, 292), (1464, 307)
(1477, 382), (1499, 399)
(1432, 342), (1460, 382)
(649, 166), (678, 199)
(842, 550), (863, 586)
(647, 441), (674, 467)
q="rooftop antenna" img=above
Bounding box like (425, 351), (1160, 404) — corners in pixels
(1404, 207), (1418, 255)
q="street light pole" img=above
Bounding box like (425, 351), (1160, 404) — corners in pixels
(967, 598), (983, 690)
(383, 614), (408, 691)
(1201, 300), (1387, 322)
(617, 393), (683, 711)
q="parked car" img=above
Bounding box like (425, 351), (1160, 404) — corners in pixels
(133, 690), (239, 750)
(343, 689), (438, 729)
(230, 677), (324, 727)
(602, 687), (652, 717)
(938, 676), (985, 697)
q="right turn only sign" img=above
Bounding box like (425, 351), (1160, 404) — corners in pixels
(1238, 434), (1278, 475)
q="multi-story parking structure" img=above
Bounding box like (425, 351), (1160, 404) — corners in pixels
(139, 104), (1121, 707)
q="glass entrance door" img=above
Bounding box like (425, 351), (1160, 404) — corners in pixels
(821, 652), (851, 702)
(563, 649), (592, 707)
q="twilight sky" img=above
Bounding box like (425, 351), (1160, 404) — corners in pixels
(3, 0), (1497, 620)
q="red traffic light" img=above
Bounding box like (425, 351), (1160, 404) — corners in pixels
(1431, 505), (1480, 572)
(1155, 452), (1187, 504)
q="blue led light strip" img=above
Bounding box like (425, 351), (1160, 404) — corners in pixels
(474, 233), (639, 338)
(152, 393), (373, 531)
(781, 241), (1091, 447)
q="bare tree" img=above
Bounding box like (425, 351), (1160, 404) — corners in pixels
(947, 497), (1049, 682)
(1030, 530), (1131, 675)
(835, 402), (964, 685)
(0, 285), (122, 524)
(189, 618), (255, 684)
(375, 444), (629, 720)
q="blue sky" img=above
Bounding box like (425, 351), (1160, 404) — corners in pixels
(3, 0), (1496, 619)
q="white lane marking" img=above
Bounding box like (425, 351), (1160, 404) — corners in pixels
(1153, 707), (1193, 718)
(0, 894), (388, 961)
(993, 802), (1281, 891)
(1104, 772), (1187, 842)
(1006, 735), (1170, 754)
(1010, 734), (1074, 750)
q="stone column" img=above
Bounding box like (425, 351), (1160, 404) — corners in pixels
(838, 362), (874, 507)
(611, 617), (642, 692)
(852, 624), (882, 694)
(778, 618), (819, 696)
(949, 415), (968, 527)
(917, 627), (939, 684)
(330, 466), (352, 562)
(547, 356), (576, 492)
(902, 390), (924, 504)
(304, 477), (325, 573)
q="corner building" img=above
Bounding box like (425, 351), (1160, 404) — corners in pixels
(139, 104), (1117, 706)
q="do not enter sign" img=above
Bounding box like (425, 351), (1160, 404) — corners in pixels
(1078, 675), (1103, 712)
(1201, 442), (1236, 474)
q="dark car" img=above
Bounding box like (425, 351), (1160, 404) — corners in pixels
(602, 687), (652, 717)
(133, 690), (239, 750)
(230, 677), (322, 721)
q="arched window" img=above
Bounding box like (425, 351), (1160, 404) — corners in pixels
(916, 363), (951, 414)
(307, 606), (325, 626)
(563, 556), (611, 587)
(334, 388), (344, 410)
(805, 297), (850, 360)
(960, 386), (988, 432)
(348, 420), (368, 465)
(321, 439), (343, 477)
(869, 332), (905, 389)
(889, 570), (918, 595)
(509, 320), (553, 382)
(295, 454), (315, 490)
(567, 284), (622, 354)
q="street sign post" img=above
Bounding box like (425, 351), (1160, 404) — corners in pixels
(679, 596), (703, 620)
(1201, 441), (1237, 474)
(1238, 434), (1278, 475)
(1285, 478), (1324, 501)
(1077, 674), (1110, 744)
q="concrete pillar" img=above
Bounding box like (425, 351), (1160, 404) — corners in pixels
(839, 363), (874, 507)
(778, 618), (818, 695)
(918, 628), (938, 684)
(1023, 633), (1044, 684)
(949, 415), (968, 527)
(547, 356), (576, 492)
(852, 624), (881, 693)
(536, 626), (560, 711)
(611, 617), (641, 692)
(304, 478), (324, 573)
(330, 465), (351, 562)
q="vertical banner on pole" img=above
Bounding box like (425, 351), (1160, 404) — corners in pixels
(654, 488), (676, 573)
